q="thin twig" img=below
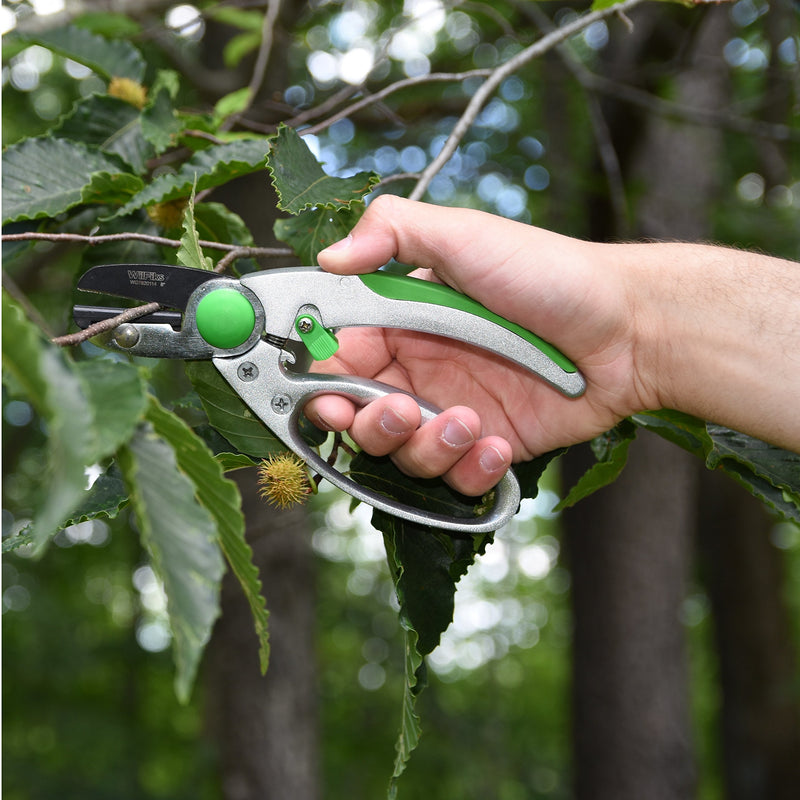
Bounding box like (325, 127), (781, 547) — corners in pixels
(1, 230), (293, 257)
(301, 69), (491, 136)
(519, 0), (630, 235)
(409, 0), (649, 200)
(221, 0), (282, 132)
(52, 301), (161, 347)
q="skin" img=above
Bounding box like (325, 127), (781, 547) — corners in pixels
(306, 195), (800, 497)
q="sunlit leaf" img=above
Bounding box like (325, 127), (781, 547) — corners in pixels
(146, 397), (270, 672)
(74, 359), (148, 463)
(177, 189), (214, 271)
(119, 422), (225, 703)
(266, 124), (379, 214)
(14, 24), (146, 81)
(2, 292), (93, 551)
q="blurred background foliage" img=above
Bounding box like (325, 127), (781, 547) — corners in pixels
(3, 0), (799, 798)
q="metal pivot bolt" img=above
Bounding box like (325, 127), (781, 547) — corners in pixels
(113, 324), (140, 348)
(297, 317), (314, 333)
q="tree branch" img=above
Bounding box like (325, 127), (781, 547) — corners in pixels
(408, 0), (650, 201)
(1, 231), (293, 258)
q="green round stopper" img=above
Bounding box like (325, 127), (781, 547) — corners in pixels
(195, 288), (256, 349)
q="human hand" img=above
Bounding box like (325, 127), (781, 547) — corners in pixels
(305, 196), (653, 496)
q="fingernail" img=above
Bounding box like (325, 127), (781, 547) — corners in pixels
(381, 407), (412, 435)
(315, 412), (336, 432)
(480, 445), (508, 473)
(442, 417), (474, 447)
(320, 233), (352, 254)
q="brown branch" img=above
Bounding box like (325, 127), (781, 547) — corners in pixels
(1, 230), (293, 257)
(52, 302), (161, 347)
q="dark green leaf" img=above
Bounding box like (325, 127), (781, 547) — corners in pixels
(2, 137), (128, 223)
(141, 71), (183, 154)
(113, 139), (271, 218)
(266, 124), (379, 214)
(556, 421), (636, 510)
(51, 94), (152, 172)
(274, 204), (365, 265)
(119, 422), (225, 703)
(633, 411), (800, 521)
(82, 171), (145, 207)
(185, 361), (284, 458)
(15, 25), (145, 81)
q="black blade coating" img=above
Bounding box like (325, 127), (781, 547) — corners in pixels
(76, 263), (216, 309)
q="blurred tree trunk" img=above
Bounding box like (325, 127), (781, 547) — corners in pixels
(200, 5), (321, 799)
(697, 470), (800, 800)
(560, 6), (731, 799)
(563, 433), (698, 800)
(206, 470), (319, 800)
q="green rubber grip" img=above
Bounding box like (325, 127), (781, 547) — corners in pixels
(358, 272), (577, 373)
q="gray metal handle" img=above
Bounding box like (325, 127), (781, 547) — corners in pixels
(213, 342), (521, 533)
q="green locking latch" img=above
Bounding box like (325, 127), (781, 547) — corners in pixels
(295, 315), (339, 361)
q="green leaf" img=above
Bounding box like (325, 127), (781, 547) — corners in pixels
(2, 292), (93, 550)
(379, 511), (492, 794)
(185, 361), (285, 458)
(194, 202), (254, 249)
(266, 124), (380, 214)
(146, 397), (270, 673)
(51, 94), (152, 172)
(2, 137), (128, 223)
(15, 25), (145, 81)
(141, 71), (183, 154)
(705, 425), (800, 522)
(274, 204), (365, 265)
(113, 139), (270, 218)
(74, 359), (148, 463)
(63, 466), (129, 527)
(556, 421), (637, 510)
(633, 411), (800, 522)
(177, 190), (214, 271)
(223, 32), (263, 70)
(82, 171), (145, 207)
(214, 88), (252, 121)
(119, 422), (225, 703)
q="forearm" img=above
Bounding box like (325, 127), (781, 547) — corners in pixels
(619, 242), (800, 452)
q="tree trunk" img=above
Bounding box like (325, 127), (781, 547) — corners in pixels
(206, 469), (319, 800)
(563, 433), (698, 800)
(697, 470), (800, 800)
(562, 7), (732, 799)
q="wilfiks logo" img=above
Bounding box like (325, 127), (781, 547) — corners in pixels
(127, 269), (167, 288)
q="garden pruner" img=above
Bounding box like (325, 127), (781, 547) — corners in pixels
(73, 263), (585, 533)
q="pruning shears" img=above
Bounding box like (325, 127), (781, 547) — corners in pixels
(73, 264), (585, 533)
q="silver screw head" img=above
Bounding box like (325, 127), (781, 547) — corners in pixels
(271, 394), (291, 414)
(113, 324), (140, 348)
(237, 362), (259, 382)
(297, 317), (314, 333)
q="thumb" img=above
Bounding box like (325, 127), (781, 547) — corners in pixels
(317, 196), (490, 294)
